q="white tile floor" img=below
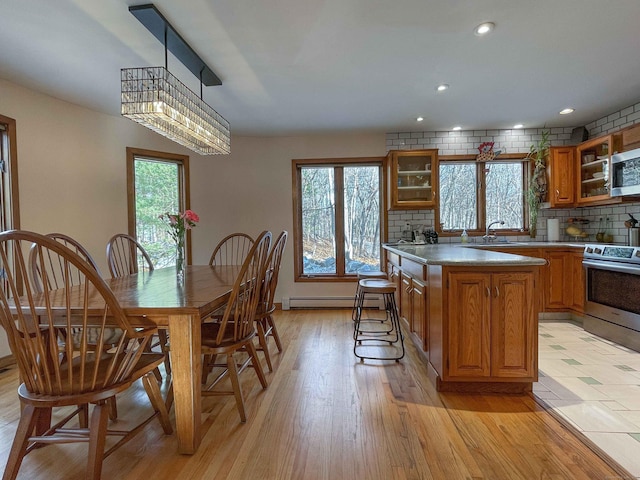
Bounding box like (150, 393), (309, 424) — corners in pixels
(535, 321), (640, 478)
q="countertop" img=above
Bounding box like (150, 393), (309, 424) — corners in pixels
(466, 241), (587, 249)
(383, 243), (547, 267)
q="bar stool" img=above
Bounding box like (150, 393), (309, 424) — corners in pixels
(351, 270), (388, 321)
(353, 278), (405, 362)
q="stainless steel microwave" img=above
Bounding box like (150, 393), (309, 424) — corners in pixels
(611, 147), (640, 197)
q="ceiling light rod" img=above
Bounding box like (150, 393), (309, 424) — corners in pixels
(129, 4), (221, 86)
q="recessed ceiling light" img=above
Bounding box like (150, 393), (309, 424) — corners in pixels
(417, 116), (424, 122)
(513, 124), (524, 129)
(436, 84), (449, 92)
(559, 108), (575, 115)
(452, 126), (462, 131)
(474, 22), (495, 36)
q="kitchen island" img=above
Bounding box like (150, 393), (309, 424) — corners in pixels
(384, 244), (546, 393)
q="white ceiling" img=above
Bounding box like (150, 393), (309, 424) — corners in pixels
(2, 0), (640, 136)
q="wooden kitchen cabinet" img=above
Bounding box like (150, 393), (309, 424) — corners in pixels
(547, 146), (575, 207)
(387, 149), (438, 210)
(545, 249), (585, 313)
(545, 250), (572, 310)
(576, 134), (622, 205)
(411, 277), (427, 352)
(447, 270), (536, 379)
(571, 251), (585, 313)
(400, 272), (412, 330)
(387, 254), (429, 354)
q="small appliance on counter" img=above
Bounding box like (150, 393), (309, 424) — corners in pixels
(424, 227), (438, 244)
(401, 223), (413, 242)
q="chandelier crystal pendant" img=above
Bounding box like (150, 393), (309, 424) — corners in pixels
(122, 4), (230, 155)
(121, 67), (230, 155)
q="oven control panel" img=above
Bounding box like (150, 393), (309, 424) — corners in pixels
(584, 244), (640, 264)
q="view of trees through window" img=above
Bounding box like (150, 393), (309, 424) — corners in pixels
(439, 160), (525, 232)
(299, 163), (381, 276)
(133, 158), (182, 267)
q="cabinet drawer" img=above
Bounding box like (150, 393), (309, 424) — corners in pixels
(402, 257), (427, 280)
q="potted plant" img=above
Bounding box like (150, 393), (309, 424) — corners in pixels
(526, 131), (550, 238)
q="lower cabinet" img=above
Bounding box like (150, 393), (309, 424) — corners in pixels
(571, 251), (585, 313)
(545, 249), (584, 313)
(478, 246), (584, 315)
(447, 270), (537, 379)
(546, 250), (573, 310)
(390, 258), (429, 356)
(411, 277), (427, 351)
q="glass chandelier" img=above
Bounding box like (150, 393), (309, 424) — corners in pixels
(121, 67), (230, 155)
(122, 4), (230, 155)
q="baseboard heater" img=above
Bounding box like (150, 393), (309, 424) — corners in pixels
(282, 296), (384, 310)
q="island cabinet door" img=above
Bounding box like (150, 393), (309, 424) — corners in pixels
(490, 272), (537, 378)
(400, 272), (412, 329)
(411, 277), (427, 352)
(447, 272), (491, 377)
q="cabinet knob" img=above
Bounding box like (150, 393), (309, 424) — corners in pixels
(485, 287), (491, 297)
(494, 286), (500, 298)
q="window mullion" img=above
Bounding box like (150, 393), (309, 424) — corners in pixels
(335, 167), (346, 276)
(478, 162), (487, 232)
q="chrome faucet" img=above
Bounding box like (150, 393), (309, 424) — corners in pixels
(483, 220), (505, 242)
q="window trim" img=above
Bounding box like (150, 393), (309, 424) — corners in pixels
(436, 153), (530, 237)
(126, 147), (192, 263)
(0, 114), (20, 233)
(292, 156), (385, 282)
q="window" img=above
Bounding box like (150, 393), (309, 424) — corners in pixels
(126, 148), (190, 267)
(437, 155), (527, 235)
(292, 158), (384, 281)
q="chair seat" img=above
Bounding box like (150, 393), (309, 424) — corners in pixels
(201, 322), (256, 351)
(19, 352), (166, 406)
(358, 278), (396, 294)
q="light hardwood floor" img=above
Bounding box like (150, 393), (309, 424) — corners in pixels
(0, 309), (632, 479)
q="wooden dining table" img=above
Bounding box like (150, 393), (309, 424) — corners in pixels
(104, 264), (241, 454)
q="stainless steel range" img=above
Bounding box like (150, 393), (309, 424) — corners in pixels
(583, 244), (640, 351)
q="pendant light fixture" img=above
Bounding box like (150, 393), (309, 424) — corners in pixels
(121, 4), (230, 155)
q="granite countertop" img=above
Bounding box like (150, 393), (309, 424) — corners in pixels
(383, 243), (547, 266)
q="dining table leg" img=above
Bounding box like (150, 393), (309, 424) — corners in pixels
(168, 313), (202, 454)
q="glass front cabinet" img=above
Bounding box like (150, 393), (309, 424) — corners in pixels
(388, 149), (438, 210)
(576, 134), (621, 205)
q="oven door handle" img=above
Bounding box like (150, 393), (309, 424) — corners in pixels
(583, 259), (640, 275)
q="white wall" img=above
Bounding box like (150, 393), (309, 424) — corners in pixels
(0, 79), (386, 354)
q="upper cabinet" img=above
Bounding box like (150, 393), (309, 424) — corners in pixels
(576, 134), (621, 206)
(387, 149), (438, 210)
(547, 146), (575, 207)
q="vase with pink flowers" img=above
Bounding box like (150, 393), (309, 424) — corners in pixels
(160, 209), (200, 281)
